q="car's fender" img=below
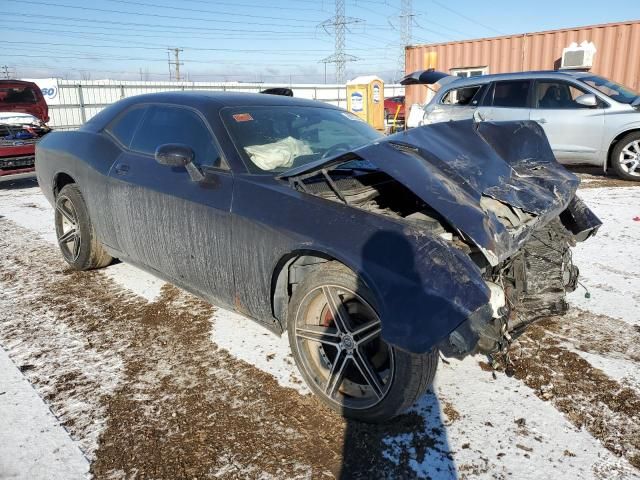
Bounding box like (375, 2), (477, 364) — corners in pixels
(272, 220), (491, 355)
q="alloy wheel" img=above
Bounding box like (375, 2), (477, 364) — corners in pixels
(294, 285), (394, 410)
(619, 139), (640, 177)
(55, 196), (82, 262)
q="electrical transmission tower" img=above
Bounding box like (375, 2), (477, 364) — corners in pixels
(398, 0), (414, 75)
(167, 48), (184, 81)
(320, 0), (362, 84)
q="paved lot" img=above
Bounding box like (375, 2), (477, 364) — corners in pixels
(0, 174), (639, 479)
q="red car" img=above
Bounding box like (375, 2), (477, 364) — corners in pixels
(1, 80), (50, 180)
(383, 95), (405, 120)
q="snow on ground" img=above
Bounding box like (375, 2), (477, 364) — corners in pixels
(0, 347), (89, 479)
(568, 187), (640, 326)
(211, 309), (310, 394)
(393, 357), (634, 479)
(1, 178), (639, 479)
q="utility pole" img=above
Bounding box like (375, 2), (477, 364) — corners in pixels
(1, 65), (12, 79)
(319, 0), (362, 84)
(319, 59), (329, 84)
(167, 48), (184, 81)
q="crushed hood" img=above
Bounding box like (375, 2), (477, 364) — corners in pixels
(281, 120), (586, 265)
(0, 80), (49, 123)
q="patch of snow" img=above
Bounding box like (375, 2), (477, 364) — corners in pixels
(0, 179), (166, 302)
(0, 347), (89, 480)
(385, 357), (639, 479)
(568, 187), (640, 326)
(102, 262), (165, 302)
(0, 181), (57, 243)
(210, 309), (310, 395)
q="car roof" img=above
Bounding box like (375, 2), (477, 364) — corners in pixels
(441, 70), (593, 89)
(81, 90), (342, 132)
(119, 90), (338, 111)
(0, 79), (41, 89)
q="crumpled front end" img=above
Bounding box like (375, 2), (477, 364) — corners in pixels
(281, 119), (601, 355)
(439, 196), (599, 359)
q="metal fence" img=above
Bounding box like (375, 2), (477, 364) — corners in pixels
(45, 80), (405, 130)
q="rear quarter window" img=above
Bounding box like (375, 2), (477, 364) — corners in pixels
(106, 106), (146, 148)
(441, 85), (484, 106)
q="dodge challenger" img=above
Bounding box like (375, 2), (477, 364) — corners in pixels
(35, 92), (601, 422)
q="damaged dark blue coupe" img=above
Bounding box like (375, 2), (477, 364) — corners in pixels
(36, 92), (601, 422)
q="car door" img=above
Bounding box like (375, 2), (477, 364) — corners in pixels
(476, 79), (532, 122)
(107, 103), (236, 306)
(529, 79), (605, 164)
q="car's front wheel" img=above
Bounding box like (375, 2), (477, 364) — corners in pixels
(287, 263), (438, 423)
(55, 184), (112, 270)
(611, 131), (640, 181)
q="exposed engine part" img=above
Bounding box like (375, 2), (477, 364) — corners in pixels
(440, 218), (577, 358)
(498, 219), (576, 333)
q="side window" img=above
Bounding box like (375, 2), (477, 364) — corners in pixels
(106, 106), (146, 148)
(492, 80), (531, 108)
(441, 85), (484, 106)
(534, 81), (590, 109)
(130, 105), (226, 169)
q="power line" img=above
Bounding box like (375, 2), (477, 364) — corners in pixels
(3, 1), (318, 30)
(429, 0), (505, 36)
(180, 0), (328, 12)
(103, 0), (322, 23)
(0, 12), (322, 35)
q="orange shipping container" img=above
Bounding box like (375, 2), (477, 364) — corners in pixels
(404, 20), (640, 108)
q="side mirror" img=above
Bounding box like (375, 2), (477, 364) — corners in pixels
(154, 143), (204, 182)
(575, 93), (598, 107)
(155, 143), (194, 167)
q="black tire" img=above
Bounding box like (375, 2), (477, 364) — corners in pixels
(287, 262), (438, 423)
(54, 184), (112, 270)
(611, 131), (640, 181)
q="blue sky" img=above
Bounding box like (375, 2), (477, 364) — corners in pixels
(1, 0), (637, 82)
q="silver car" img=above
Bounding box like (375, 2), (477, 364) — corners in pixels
(403, 70), (640, 181)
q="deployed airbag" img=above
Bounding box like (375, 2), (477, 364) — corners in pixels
(245, 136), (312, 171)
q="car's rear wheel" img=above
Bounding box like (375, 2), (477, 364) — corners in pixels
(55, 184), (112, 270)
(611, 132), (640, 181)
(287, 263), (438, 423)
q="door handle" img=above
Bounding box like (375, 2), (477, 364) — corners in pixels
(114, 164), (130, 175)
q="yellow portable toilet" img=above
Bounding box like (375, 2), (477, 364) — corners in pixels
(346, 75), (385, 131)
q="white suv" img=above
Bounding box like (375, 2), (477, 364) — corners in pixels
(403, 70), (640, 181)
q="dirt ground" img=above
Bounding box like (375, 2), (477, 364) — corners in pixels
(0, 219), (453, 479)
(1, 174), (639, 479)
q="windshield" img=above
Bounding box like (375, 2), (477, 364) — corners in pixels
(222, 106), (382, 173)
(580, 75), (639, 104)
(0, 87), (38, 105)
